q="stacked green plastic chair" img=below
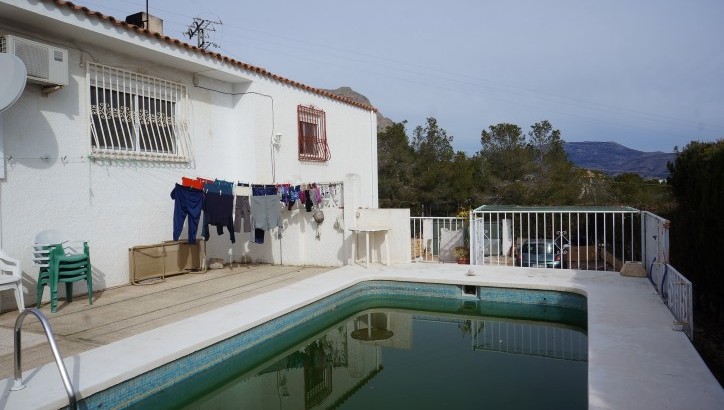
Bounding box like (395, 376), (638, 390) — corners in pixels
(34, 230), (92, 313)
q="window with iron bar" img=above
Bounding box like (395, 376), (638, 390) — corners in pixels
(297, 105), (330, 162)
(88, 63), (193, 162)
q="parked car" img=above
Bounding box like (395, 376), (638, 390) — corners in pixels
(516, 239), (566, 268)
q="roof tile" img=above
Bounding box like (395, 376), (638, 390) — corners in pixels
(44, 0), (376, 112)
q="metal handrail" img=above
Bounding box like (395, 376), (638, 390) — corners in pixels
(11, 308), (77, 409)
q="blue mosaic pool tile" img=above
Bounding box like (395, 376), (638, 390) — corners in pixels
(80, 281), (586, 409)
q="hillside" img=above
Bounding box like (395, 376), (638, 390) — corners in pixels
(564, 141), (676, 179)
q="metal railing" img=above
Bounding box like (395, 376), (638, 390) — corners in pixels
(408, 206), (692, 342)
(649, 263), (693, 340)
(12, 308), (77, 409)
(410, 217), (468, 263)
(471, 206), (641, 271)
(641, 211), (670, 270)
(639, 211), (693, 339)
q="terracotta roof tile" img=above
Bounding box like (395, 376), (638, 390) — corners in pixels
(44, 0), (376, 112)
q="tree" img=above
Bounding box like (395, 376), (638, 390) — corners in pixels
(448, 150), (476, 211)
(479, 123), (531, 182)
(529, 120), (564, 165)
(667, 140), (724, 324)
(377, 121), (416, 209)
(611, 173), (672, 212)
(411, 117), (454, 163)
(575, 169), (614, 205)
(411, 117), (456, 215)
(525, 121), (576, 204)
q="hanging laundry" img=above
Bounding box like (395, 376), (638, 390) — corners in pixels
(251, 185), (281, 244)
(254, 228), (265, 244)
(331, 183), (343, 208)
(205, 179), (233, 195)
(313, 184), (322, 206)
(234, 183), (251, 197)
(202, 189), (235, 243)
(171, 184), (204, 244)
(181, 177), (205, 190)
(304, 189), (314, 212)
(280, 185), (300, 211)
(233, 182), (252, 233)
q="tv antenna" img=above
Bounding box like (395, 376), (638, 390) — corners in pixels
(184, 17), (222, 50)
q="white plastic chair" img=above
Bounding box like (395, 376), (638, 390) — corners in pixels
(32, 229), (70, 272)
(35, 230), (69, 247)
(0, 249), (25, 312)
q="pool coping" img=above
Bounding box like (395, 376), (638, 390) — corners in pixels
(1, 263), (723, 409)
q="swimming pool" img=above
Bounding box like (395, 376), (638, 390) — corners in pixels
(78, 281), (587, 409)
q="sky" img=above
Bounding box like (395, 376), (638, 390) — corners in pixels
(80, 0), (724, 154)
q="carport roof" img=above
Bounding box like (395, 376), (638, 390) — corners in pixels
(473, 205), (640, 213)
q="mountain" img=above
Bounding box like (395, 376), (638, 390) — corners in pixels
(323, 87), (394, 132)
(564, 141), (676, 179)
(326, 88), (674, 179)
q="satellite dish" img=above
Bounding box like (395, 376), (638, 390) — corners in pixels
(0, 53), (27, 114)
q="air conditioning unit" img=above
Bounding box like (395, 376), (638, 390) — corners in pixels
(0, 35), (68, 86)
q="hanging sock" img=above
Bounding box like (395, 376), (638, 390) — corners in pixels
(254, 228), (265, 244)
(304, 190), (313, 212)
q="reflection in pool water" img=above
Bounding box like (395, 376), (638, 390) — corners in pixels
(162, 310), (586, 410)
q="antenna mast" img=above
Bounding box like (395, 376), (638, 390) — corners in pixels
(184, 18), (222, 50)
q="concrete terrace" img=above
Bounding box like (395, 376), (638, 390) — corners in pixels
(0, 264), (332, 380)
(1, 263), (723, 409)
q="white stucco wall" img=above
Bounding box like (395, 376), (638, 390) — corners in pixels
(0, 6), (379, 309)
(354, 208), (412, 265)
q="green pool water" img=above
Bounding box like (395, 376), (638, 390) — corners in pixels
(123, 285), (587, 410)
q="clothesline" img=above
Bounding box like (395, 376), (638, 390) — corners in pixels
(171, 176), (344, 246)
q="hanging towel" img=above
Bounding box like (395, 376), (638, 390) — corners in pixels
(181, 177), (205, 190)
(234, 183), (251, 197)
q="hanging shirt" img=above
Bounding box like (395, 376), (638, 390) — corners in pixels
(202, 192), (235, 243)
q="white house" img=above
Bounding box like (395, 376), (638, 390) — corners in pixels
(0, 0), (409, 310)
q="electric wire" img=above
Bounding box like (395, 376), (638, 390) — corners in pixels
(62, 1), (724, 144)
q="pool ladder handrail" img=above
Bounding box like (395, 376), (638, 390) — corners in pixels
(11, 308), (77, 410)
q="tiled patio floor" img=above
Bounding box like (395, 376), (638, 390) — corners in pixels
(0, 264), (332, 380)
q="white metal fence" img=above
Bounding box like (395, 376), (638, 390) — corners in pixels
(471, 206), (641, 271)
(649, 263), (693, 340)
(410, 217), (468, 263)
(641, 213), (692, 339)
(408, 206), (693, 341)
(641, 211), (670, 270)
